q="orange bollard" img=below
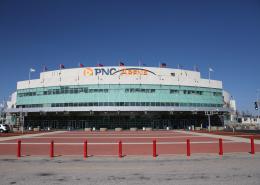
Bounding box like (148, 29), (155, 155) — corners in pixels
(187, 139), (191, 157)
(118, 140), (122, 158)
(17, 140), (21, 158)
(251, 136), (255, 155)
(50, 140), (54, 158)
(153, 139), (157, 158)
(84, 140), (88, 158)
(219, 138), (223, 156)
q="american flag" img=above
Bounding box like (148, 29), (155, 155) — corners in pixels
(42, 65), (48, 72)
(160, 63), (166, 68)
(97, 63), (104, 67)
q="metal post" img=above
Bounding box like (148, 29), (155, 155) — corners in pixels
(17, 140), (21, 158)
(50, 140), (54, 158)
(153, 139), (157, 158)
(251, 136), (255, 155)
(219, 138), (223, 156)
(187, 139), (191, 157)
(118, 141), (122, 158)
(84, 140), (88, 158)
(208, 115), (211, 132)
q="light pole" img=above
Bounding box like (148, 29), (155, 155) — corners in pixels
(257, 89), (260, 120)
(0, 102), (3, 124)
(19, 108), (25, 134)
(205, 111), (213, 132)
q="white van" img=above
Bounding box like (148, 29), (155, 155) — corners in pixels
(0, 124), (10, 133)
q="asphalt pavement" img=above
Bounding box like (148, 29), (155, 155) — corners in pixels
(0, 154), (259, 185)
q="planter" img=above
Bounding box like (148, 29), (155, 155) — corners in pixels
(100, 128), (107, 132)
(130, 128), (137, 131)
(115, 128), (122, 131)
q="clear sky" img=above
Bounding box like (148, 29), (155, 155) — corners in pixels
(0, 0), (259, 114)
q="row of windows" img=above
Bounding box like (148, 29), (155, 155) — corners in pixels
(183, 90), (203, 95)
(17, 102), (223, 108)
(213, 92), (222, 96)
(43, 88), (109, 95)
(18, 92), (37, 97)
(18, 88), (109, 97)
(18, 88), (222, 97)
(18, 104), (43, 108)
(170, 90), (179, 94)
(125, 88), (156, 93)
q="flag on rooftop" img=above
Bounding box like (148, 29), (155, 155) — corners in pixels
(138, 60), (146, 66)
(178, 64), (184, 69)
(119, 62), (125, 66)
(209, 67), (214, 72)
(59, 64), (65, 69)
(97, 63), (104, 67)
(160, 63), (166, 68)
(30, 68), (36, 72)
(194, 65), (199, 72)
(42, 65), (48, 72)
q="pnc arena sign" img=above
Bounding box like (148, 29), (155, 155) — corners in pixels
(83, 67), (156, 77)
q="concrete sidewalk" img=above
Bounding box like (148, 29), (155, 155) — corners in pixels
(0, 131), (67, 142)
(176, 130), (260, 144)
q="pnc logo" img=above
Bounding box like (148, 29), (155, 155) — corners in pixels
(83, 68), (94, 76)
(83, 67), (156, 77)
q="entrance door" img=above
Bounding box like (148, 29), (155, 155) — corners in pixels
(70, 120), (77, 130)
(67, 120), (76, 130)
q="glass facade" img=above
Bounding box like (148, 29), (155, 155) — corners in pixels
(16, 84), (223, 108)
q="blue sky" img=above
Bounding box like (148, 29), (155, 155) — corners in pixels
(0, 0), (259, 114)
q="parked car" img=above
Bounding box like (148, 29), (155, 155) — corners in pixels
(0, 124), (10, 133)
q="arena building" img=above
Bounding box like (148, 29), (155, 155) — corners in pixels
(5, 66), (234, 129)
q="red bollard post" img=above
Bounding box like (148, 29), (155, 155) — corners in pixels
(118, 140), (122, 158)
(153, 139), (157, 158)
(17, 140), (21, 158)
(219, 138), (223, 156)
(251, 136), (255, 155)
(50, 140), (54, 158)
(84, 140), (88, 158)
(186, 139), (191, 157)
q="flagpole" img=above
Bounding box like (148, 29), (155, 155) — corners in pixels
(29, 68), (35, 85)
(209, 68), (210, 83)
(29, 70), (31, 84)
